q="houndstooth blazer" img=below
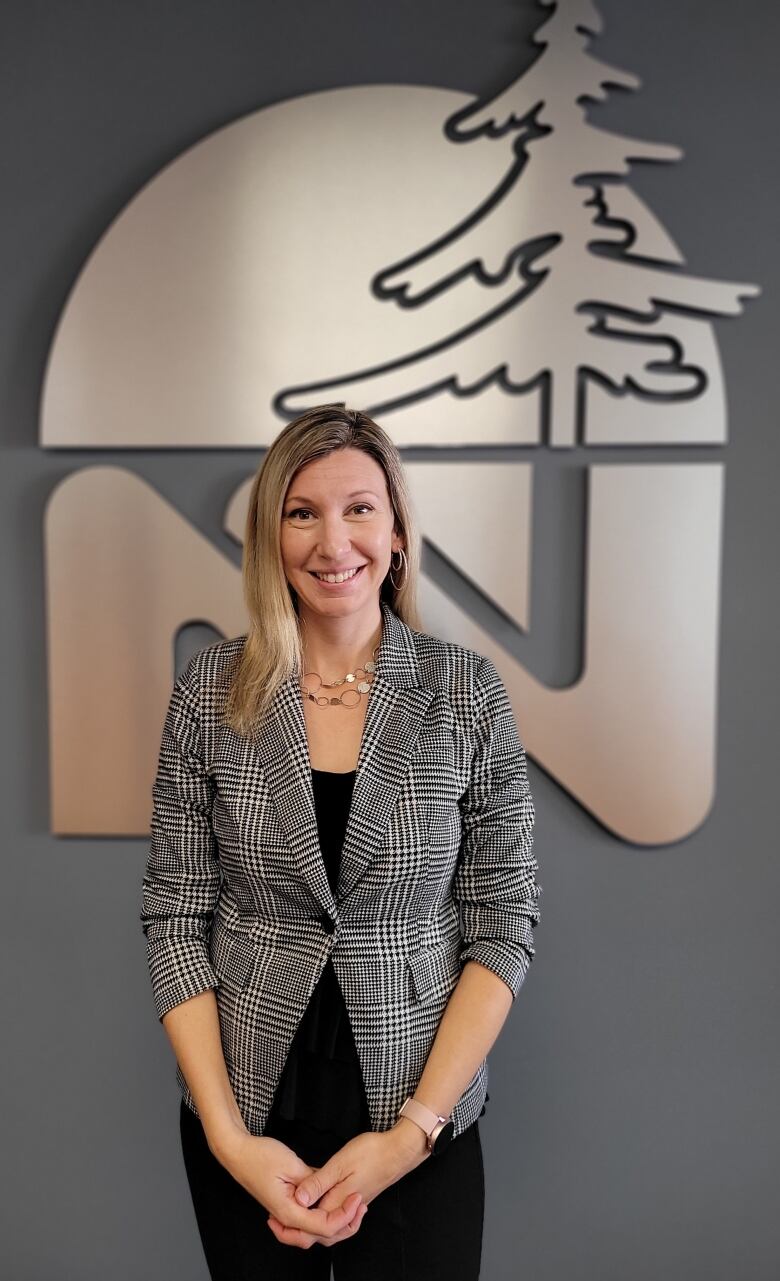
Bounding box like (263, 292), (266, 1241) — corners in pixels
(140, 599), (540, 1139)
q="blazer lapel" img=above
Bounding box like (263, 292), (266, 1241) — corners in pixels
(338, 603), (436, 903)
(250, 673), (332, 916)
(251, 600), (436, 919)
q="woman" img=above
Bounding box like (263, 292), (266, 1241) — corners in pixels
(141, 404), (541, 1279)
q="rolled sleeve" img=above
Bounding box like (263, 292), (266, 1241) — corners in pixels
(453, 655), (541, 1001)
(140, 655), (221, 1022)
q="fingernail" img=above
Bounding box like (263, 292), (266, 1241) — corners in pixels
(297, 1190), (310, 1205)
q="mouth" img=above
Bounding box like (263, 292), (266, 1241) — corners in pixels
(308, 564), (367, 587)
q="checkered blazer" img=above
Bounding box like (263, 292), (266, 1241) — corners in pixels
(141, 599), (540, 1139)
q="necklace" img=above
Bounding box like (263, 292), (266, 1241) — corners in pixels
(300, 642), (381, 708)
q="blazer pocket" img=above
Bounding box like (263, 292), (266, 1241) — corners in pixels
(407, 941), (460, 1006)
(209, 917), (257, 991)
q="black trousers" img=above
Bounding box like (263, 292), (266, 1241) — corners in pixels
(179, 1097), (485, 1280)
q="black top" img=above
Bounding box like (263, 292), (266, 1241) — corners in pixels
(265, 768), (371, 1154)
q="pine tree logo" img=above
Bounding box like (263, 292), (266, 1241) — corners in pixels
(277, 0), (758, 446)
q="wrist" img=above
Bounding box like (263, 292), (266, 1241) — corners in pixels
(390, 1115), (431, 1161)
(207, 1116), (251, 1166)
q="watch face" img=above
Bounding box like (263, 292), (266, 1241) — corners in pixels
(432, 1119), (455, 1155)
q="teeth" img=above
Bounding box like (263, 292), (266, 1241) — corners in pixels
(314, 566), (361, 583)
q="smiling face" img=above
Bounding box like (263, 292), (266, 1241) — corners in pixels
(280, 446), (404, 623)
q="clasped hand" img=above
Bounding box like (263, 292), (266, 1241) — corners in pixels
(224, 1127), (428, 1250)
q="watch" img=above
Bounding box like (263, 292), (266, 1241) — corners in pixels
(398, 1096), (455, 1155)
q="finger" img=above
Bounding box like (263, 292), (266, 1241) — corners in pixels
(329, 1201), (369, 1246)
(297, 1202), (369, 1250)
(269, 1196), (366, 1247)
(295, 1157), (344, 1207)
(315, 1181), (362, 1214)
(267, 1218), (317, 1250)
(272, 1191), (363, 1241)
(319, 1201), (368, 1247)
(268, 1208), (362, 1252)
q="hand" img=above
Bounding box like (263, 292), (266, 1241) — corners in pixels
(266, 1127), (430, 1251)
(218, 1130), (366, 1247)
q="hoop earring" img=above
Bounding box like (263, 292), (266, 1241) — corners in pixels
(389, 547), (407, 591)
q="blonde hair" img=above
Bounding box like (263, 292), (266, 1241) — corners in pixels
(221, 403), (422, 737)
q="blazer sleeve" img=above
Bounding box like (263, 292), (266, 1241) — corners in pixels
(453, 654), (541, 1001)
(140, 655), (222, 1022)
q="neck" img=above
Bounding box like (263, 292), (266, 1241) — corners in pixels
(298, 600), (383, 678)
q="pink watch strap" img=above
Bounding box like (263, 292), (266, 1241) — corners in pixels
(399, 1096), (449, 1150)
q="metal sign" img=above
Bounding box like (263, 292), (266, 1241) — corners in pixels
(41, 0), (759, 842)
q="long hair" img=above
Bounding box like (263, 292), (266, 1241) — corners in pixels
(220, 403), (422, 737)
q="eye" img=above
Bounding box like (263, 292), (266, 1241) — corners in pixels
(285, 504), (373, 520)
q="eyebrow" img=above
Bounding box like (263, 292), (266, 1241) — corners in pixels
(284, 490), (380, 505)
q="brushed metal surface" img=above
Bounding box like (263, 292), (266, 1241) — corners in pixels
(41, 1), (758, 842)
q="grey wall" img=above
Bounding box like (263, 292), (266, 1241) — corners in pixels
(2, 1), (777, 1278)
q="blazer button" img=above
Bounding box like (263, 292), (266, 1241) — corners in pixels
(318, 912), (336, 934)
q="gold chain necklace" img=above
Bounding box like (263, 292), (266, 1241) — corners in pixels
(300, 643), (381, 708)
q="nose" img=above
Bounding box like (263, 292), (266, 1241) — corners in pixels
(317, 516), (353, 560)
